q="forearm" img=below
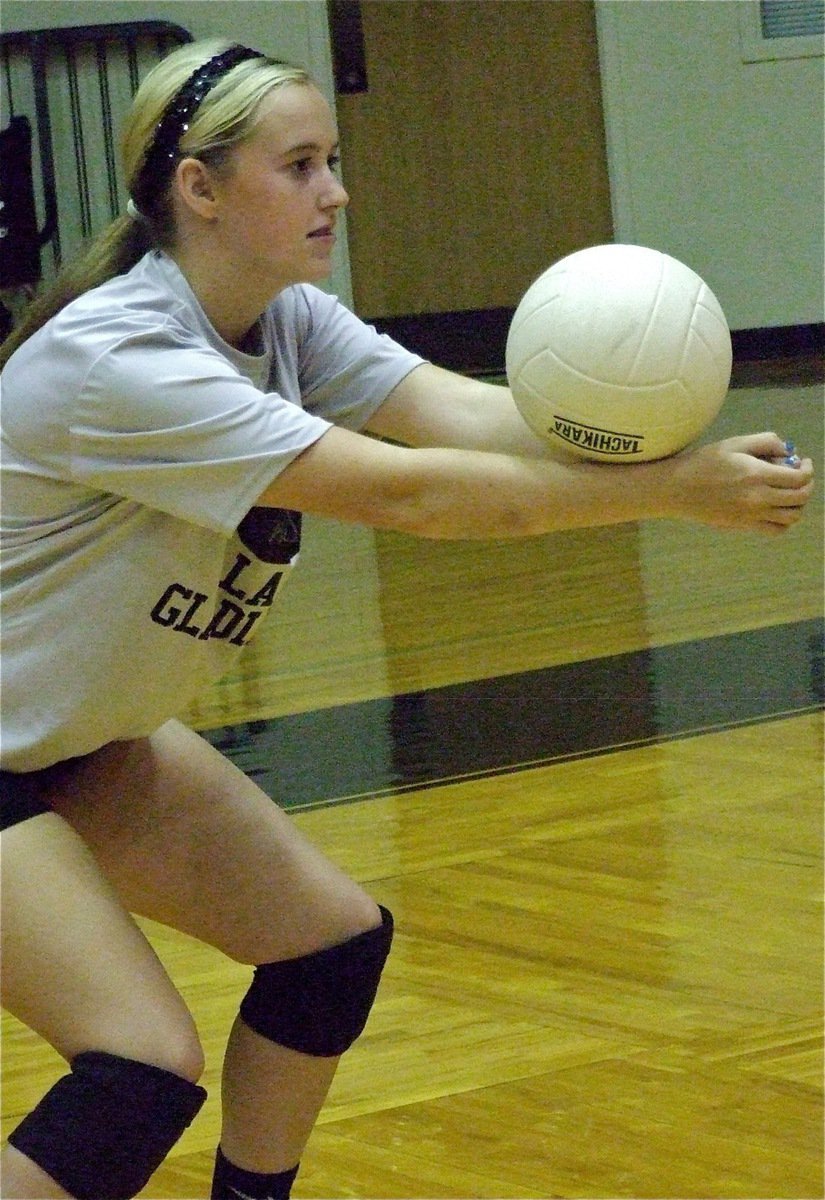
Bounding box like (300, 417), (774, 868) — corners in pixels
(361, 363), (813, 538)
(382, 441), (811, 540)
(261, 424), (813, 541)
(260, 425), (645, 539)
(386, 446), (661, 539)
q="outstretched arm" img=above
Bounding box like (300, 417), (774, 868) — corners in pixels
(256, 363), (813, 540)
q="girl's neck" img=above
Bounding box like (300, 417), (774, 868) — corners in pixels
(168, 242), (279, 350)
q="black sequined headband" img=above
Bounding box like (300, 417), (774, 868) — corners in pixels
(131, 44), (267, 213)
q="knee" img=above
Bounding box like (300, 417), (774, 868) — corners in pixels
(153, 1026), (205, 1085)
(332, 893), (387, 948)
(240, 903), (394, 1058)
(93, 1004), (205, 1086)
(7, 1051), (207, 1199)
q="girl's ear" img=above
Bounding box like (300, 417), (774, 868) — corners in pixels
(174, 157), (219, 220)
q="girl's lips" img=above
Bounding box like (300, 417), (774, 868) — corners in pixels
(308, 225), (334, 239)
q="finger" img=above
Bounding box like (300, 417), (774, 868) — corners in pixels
(752, 521), (791, 535)
(765, 481), (814, 506)
(727, 431), (790, 459)
(761, 458), (814, 487)
(764, 502), (806, 526)
(756, 516), (800, 533)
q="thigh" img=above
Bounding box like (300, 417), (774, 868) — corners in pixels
(0, 811), (201, 1076)
(44, 721), (380, 964)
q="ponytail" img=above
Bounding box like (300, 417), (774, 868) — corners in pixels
(0, 214), (154, 369)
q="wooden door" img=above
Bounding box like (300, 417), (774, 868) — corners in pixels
(336, 0), (613, 332)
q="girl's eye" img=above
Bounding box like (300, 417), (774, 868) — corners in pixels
(290, 154), (341, 178)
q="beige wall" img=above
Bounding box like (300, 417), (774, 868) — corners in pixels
(596, 0), (824, 330)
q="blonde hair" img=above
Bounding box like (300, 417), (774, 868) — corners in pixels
(0, 40), (311, 367)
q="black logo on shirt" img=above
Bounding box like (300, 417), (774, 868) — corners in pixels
(149, 507), (302, 647)
(236, 505), (302, 563)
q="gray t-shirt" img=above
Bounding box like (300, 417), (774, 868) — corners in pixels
(0, 251), (423, 770)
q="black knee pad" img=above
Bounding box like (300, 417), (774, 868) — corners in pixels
(240, 905), (394, 1057)
(0, 769), (52, 829)
(7, 1050), (206, 1200)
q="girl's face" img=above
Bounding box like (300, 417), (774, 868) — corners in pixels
(204, 83), (349, 290)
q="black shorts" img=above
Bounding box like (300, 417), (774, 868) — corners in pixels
(0, 769), (53, 831)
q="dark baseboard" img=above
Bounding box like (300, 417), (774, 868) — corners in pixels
(370, 308), (824, 383)
(729, 324), (825, 386)
(730, 323), (824, 360)
(371, 308), (515, 376)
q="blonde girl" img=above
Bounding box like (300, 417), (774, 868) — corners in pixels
(0, 39), (812, 1200)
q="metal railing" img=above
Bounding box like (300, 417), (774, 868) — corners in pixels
(0, 20), (191, 300)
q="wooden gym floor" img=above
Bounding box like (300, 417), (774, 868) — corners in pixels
(1, 366), (823, 1199)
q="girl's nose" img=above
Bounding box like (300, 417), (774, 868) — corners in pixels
(321, 167), (349, 211)
(326, 178), (349, 210)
